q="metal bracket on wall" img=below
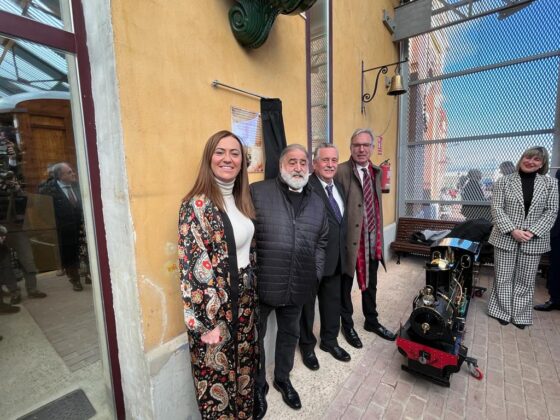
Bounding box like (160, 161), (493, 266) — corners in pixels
(211, 80), (269, 100)
(228, 0), (318, 49)
(383, 10), (396, 35)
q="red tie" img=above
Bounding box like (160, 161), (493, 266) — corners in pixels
(66, 186), (77, 206)
(362, 168), (375, 232)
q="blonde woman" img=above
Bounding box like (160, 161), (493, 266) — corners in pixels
(488, 146), (558, 329)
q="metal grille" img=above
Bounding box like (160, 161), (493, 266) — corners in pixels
(402, 0), (559, 221)
(310, 34), (328, 150)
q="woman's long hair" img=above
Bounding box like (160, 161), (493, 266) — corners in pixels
(184, 130), (255, 219)
(517, 146), (550, 175)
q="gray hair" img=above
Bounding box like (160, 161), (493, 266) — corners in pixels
(51, 162), (71, 180)
(350, 128), (374, 146)
(279, 144), (308, 165)
(0, 225), (7, 235)
(313, 143), (338, 162)
(517, 146), (550, 175)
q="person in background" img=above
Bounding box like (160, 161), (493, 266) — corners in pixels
(0, 224), (22, 314)
(461, 169), (491, 220)
(39, 162), (85, 291)
(0, 128), (46, 302)
(534, 168), (560, 312)
(251, 144), (328, 416)
(499, 161), (516, 177)
(299, 143), (351, 371)
(178, 130), (258, 419)
(336, 128), (395, 346)
(488, 146), (558, 329)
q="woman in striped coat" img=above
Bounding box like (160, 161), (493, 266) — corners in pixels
(488, 146), (558, 329)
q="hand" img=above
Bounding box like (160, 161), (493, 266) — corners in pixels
(201, 326), (221, 344)
(511, 229), (532, 243)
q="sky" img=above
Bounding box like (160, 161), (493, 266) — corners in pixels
(414, 0), (559, 174)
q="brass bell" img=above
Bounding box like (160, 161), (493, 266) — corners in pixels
(387, 74), (406, 96)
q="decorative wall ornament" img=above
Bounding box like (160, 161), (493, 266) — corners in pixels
(229, 0), (317, 49)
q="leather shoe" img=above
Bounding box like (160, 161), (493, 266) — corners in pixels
(319, 343), (351, 362)
(513, 323), (526, 330)
(0, 302), (20, 314)
(273, 378), (301, 410)
(72, 281), (83, 292)
(534, 300), (560, 311)
(300, 349), (319, 370)
(341, 327), (363, 348)
(254, 382), (268, 420)
(364, 322), (396, 341)
(27, 289), (47, 299)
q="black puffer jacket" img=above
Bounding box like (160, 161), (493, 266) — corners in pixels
(251, 177), (329, 306)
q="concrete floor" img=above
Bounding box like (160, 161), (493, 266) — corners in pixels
(0, 272), (112, 420)
(2, 258), (559, 419)
(262, 257), (560, 420)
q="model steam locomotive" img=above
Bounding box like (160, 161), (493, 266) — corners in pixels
(396, 237), (484, 386)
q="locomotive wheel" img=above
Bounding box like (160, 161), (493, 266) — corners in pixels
(468, 364), (483, 380)
(473, 367), (483, 380)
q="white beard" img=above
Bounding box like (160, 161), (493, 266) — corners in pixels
(281, 169), (309, 190)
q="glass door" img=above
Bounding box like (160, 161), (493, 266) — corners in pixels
(0, 1), (120, 418)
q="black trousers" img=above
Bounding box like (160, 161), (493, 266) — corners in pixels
(341, 259), (379, 330)
(300, 270), (342, 350)
(256, 303), (302, 387)
(548, 236), (560, 303)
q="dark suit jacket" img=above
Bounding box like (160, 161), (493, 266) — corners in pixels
(39, 180), (83, 265)
(552, 170), (560, 239)
(309, 174), (347, 277)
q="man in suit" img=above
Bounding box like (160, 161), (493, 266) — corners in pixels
(336, 128), (395, 347)
(299, 143), (351, 371)
(534, 169), (560, 312)
(39, 162), (84, 291)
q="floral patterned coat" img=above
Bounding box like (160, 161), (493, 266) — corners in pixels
(178, 195), (258, 419)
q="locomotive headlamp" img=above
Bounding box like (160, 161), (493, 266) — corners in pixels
(420, 286), (436, 306)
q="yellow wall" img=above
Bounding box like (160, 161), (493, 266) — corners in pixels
(110, 1), (308, 350)
(332, 0), (400, 224)
(110, 0), (400, 351)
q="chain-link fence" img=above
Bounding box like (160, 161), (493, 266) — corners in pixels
(402, 0), (559, 221)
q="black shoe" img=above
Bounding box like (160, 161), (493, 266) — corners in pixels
(341, 327), (363, 348)
(84, 276), (92, 285)
(300, 349), (319, 370)
(27, 289), (47, 299)
(254, 382), (268, 420)
(364, 322), (396, 341)
(319, 343), (351, 362)
(0, 302), (20, 314)
(9, 290), (21, 305)
(513, 323), (526, 330)
(534, 301), (560, 311)
(490, 315), (509, 325)
(273, 379), (301, 410)
(72, 281), (83, 291)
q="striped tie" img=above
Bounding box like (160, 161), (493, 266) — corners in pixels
(362, 168), (375, 232)
(65, 186), (78, 206)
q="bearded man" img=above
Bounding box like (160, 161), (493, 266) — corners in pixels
(250, 144), (328, 417)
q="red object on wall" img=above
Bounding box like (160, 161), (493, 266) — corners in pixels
(380, 159), (391, 193)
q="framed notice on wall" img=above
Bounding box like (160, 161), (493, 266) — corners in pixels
(231, 107), (264, 173)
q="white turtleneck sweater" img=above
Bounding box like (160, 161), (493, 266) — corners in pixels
(216, 178), (254, 268)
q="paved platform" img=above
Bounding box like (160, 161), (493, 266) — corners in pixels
(0, 272), (111, 420)
(263, 257), (560, 420)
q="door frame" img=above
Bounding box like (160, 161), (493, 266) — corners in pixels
(0, 3), (125, 418)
